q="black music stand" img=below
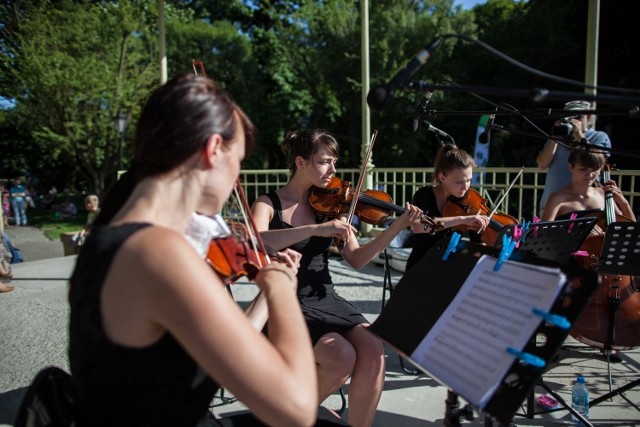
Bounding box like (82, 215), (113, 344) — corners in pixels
(368, 236), (598, 426)
(586, 221), (640, 411)
(494, 217), (599, 425)
(598, 221), (640, 276)
(495, 217), (597, 264)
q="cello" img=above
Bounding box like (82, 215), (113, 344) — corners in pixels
(570, 165), (640, 350)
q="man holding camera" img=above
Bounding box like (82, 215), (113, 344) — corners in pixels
(536, 100), (611, 214)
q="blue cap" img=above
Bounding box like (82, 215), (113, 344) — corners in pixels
(577, 375), (585, 383)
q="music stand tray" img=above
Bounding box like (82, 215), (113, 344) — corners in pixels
(496, 217), (597, 264)
(598, 221), (640, 275)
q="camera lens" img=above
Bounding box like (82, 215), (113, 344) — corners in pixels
(553, 122), (573, 137)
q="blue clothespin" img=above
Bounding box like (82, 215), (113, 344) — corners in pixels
(532, 308), (571, 330)
(506, 347), (546, 368)
(442, 232), (461, 261)
(494, 235), (516, 271)
(519, 219), (531, 243)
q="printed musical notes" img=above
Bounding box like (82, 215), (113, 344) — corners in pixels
(410, 255), (566, 408)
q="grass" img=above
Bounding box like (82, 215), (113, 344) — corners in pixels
(24, 195), (87, 240)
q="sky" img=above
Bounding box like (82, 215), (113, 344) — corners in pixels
(454, 0), (488, 9)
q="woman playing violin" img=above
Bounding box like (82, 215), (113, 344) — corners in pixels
(541, 148), (635, 223)
(252, 129), (424, 427)
(405, 143), (490, 271)
(69, 75), (347, 426)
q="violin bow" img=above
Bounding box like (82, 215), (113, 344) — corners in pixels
(192, 59), (270, 266)
(233, 179), (271, 266)
(344, 129), (378, 226)
(486, 166), (524, 220)
(192, 59), (207, 77)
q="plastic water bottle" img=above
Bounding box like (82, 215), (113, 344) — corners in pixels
(571, 375), (589, 424)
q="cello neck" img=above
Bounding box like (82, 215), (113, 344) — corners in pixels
(602, 166), (616, 225)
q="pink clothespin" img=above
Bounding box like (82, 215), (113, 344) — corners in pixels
(570, 250), (589, 257)
(567, 212), (578, 234)
(533, 215), (540, 237)
(513, 225), (522, 248)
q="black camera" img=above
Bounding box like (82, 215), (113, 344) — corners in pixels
(552, 117), (575, 137)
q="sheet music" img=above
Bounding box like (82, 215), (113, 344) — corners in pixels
(410, 255), (566, 408)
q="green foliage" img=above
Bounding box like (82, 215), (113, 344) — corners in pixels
(1, 0), (639, 193)
(1, 0), (159, 195)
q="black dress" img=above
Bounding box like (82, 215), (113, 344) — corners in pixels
(265, 192), (368, 344)
(405, 186), (449, 271)
(69, 223), (350, 427)
(69, 223), (219, 426)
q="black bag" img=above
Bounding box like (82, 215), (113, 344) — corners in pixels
(14, 366), (75, 427)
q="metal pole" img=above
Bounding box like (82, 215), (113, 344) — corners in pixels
(585, 0), (599, 128)
(158, 0), (167, 84)
(360, 0), (373, 235)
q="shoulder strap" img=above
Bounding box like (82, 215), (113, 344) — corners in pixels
(264, 192), (283, 225)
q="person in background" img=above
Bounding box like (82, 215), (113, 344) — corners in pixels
(537, 100), (611, 215)
(405, 143), (489, 271)
(73, 194), (100, 248)
(0, 211), (15, 291)
(60, 198), (78, 219)
(541, 148), (634, 223)
(69, 74), (346, 426)
(10, 179), (28, 226)
(252, 128), (424, 427)
(2, 184), (10, 227)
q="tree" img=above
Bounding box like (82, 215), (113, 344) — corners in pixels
(1, 0), (159, 195)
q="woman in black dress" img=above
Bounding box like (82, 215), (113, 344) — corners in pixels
(252, 129), (424, 427)
(405, 144), (490, 271)
(68, 74), (344, 427)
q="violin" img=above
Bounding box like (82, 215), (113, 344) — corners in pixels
(308, 176), (442, 231)
(441, 188), (519, 246)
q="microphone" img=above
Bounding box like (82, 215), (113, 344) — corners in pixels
(422, 120), (453, 140)
(479, 114), (495, 144)
(408, 91), (433, 132)
(367, 37), (443, 111)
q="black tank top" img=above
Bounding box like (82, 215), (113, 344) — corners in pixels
(69, 223), (217, 426)
(265, 192), (334, 297)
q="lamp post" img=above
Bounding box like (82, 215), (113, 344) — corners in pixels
(115, 111), (129, 172)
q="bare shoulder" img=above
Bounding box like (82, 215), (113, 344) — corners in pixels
(113, 226), (216, 294)
(254, 193), (274, 208)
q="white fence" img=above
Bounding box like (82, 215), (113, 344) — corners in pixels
(234, 167), (640, 222)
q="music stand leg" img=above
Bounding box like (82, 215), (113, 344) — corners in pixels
(444, 390), (474, 427)
(538, 381), (594, 427)
(590, 377), (640, 408)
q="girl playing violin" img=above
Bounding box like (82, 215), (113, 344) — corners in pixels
(541, 148), (635, 223)
(405, 143), (490, 271)
(251, 129), (424, 427)
(69, 75), (347, 426)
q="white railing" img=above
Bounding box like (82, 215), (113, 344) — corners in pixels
(235, 167), (639, 222)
